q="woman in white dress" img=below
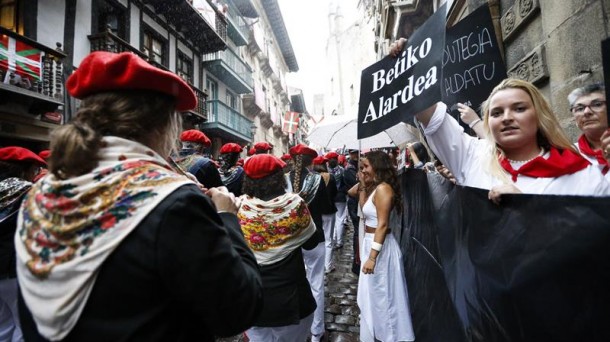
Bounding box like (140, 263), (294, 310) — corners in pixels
(357, 150), (415, 342)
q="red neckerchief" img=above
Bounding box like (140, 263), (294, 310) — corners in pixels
(577, 134), (609, 174)
(499, 147), (591, 182)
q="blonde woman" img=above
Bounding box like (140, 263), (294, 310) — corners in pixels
(415, 78), (610, 201)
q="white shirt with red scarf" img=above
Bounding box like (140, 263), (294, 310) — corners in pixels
(574, 135), (610, 182)
(422, 103), (610, 196)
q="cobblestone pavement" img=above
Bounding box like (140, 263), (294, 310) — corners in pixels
(218, 221), (360, 342)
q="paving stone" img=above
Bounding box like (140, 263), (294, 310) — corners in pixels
(341, 306), (360, 316)
(328, 332), (360, 342)
(326, 304), (342, 314)
(326, 323), (350, 332)
(334, 315), (357, 325)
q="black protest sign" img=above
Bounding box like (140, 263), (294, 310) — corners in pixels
(357, 5), (446, 139)
(602, 37), (610, 124)
(442, 4), (506, 120)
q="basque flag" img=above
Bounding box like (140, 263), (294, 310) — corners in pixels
(282, 111), (299, 134)
(0, 35), (42, 82)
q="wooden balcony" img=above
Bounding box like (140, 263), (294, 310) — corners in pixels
(0, 26), (66, 116)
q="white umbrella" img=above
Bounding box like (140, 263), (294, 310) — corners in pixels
(307, 118), (419, 150)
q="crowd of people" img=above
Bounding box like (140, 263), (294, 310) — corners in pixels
(2, 44), (610, 342)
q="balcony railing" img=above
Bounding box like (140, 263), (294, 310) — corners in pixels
(88, 29), (207, 119)
(204, 99), (253, 141)
(0, 26), (67, 103)
(226, 2), (249, 46)
(202, 48), (253, 94)
(143, 0), (227, 53)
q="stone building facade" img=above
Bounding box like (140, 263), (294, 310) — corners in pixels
(367, 0), (610, 138)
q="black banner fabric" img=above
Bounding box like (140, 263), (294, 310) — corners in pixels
(442, 5), (507, 123)
(396, 171), (610, 341)
(602, 37), (610, 124)
(357, 5), (446, 139)
(435, 187), (610, 342)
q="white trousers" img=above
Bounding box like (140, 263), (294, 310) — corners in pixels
(322, 213), (335, 271)
(302, 242), (325, 336)
(246, 313), (314, 342)
(0, 278), (22, 342)
(333, 201), (347, 245)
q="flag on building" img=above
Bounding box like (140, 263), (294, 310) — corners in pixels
(0, 35), (42, 83)
(283, 111), (300, 134)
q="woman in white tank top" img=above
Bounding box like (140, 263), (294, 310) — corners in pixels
(357, 151), (415, 342)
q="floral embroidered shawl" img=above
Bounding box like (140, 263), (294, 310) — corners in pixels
(15, 136), (192, 341)
(238, 192), (315, 265)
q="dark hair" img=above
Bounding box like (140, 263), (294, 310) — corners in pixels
(365, 150), (402, 212)
(220, 152), (239, 170)
(49, 90), (178, 179)
(0, 161), (29, 181)
(313, 162), (328, 173)
(242, 169), (287, 200)
(411, 142), (430, 164)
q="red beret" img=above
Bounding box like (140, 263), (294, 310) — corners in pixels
(247, 147), (256, 156)
(243, 154), (286, 179)
(67, 51), (196, 111)
(180, 130), (211, 146)
(254, 142), (273, 151)
(289, 144), (318, 158)
(38, 150), (51, 160)
(0, 147), (47, 166)
(313, 156), (327, 165)
(280, 153), (292, 161)
(220, 143), (243, 154)
(324, 151), (339, 159)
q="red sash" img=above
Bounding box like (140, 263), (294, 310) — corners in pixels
(577, 135), (609, 175)
(499, 147), (591, 182)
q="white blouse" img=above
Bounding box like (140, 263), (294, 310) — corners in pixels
(421, 102), (610, 196)
(574, 142), (610, 183)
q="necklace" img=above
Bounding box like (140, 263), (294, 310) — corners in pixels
(507, 148), (545, 164)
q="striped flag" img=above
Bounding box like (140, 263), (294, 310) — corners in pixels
(0, 35), (42, 82)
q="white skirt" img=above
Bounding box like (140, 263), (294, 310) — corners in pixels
(357, 232), (415, 342)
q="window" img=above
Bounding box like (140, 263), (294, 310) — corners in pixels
(206, 77), (218, 100)
(142, 29), (166, 65)
(97, 0), (127, 38)
(226, 90), (236, 109)
(177, 52), (193, 84)
(0, 0), (24, 34)
(206, 77), (218, 120)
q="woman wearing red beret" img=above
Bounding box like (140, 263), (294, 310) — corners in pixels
(14, 51), (262, 342)
(0, 146), (46, 342)
(289, 144), (336, 342)
(219, 143), (245, 197)
(176, 129), (224, 189)
(238, 154), (318, 341)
